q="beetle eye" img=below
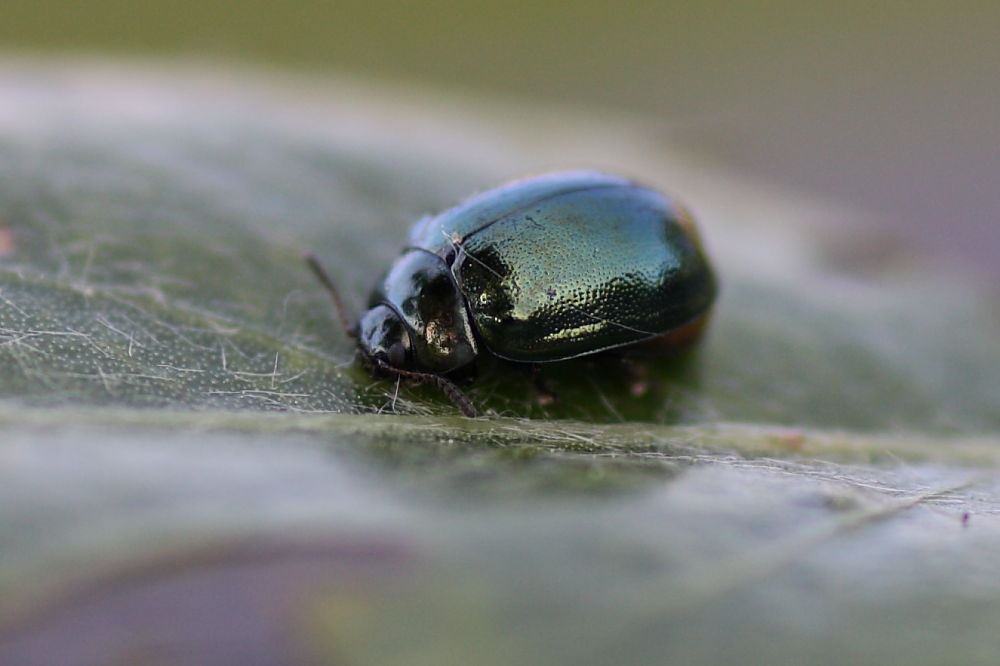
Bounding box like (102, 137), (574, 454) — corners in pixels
(387, 341), (408, 368)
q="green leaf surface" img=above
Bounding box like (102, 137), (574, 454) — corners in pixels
(0, 61), (998, 665)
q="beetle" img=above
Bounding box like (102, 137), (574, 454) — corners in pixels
(306, 170), (717, 417)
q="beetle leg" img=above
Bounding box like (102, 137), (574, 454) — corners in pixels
(530, 364), (560, 406)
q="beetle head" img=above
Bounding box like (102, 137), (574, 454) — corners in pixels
(356, 303), (477, 417)
(358, 304), (413, 369)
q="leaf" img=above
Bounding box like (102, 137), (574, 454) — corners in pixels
(0, 61), (998, 665)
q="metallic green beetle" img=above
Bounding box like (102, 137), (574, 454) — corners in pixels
(308, 170), (717, 416)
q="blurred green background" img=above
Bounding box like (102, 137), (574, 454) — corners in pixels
(3, 1), (997, 279)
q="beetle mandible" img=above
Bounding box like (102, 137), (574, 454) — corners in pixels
(306, 170), (717, 417)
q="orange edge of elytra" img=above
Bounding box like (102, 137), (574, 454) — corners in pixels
(638, 309), (714, 351)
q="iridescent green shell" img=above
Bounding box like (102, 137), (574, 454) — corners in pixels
(369, 171), (716, 369)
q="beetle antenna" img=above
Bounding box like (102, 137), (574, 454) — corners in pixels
(374, 360), (476, 418)
(303, 252), (356, 337)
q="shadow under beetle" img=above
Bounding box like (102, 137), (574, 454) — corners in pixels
(306, 170), (717, 417)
